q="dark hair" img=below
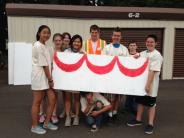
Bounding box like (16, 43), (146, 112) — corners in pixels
(80, 92), (91, 97)
(90, 24), (100, 32)
(113, 27), (121, 33)
(146, 34), (158, 42)
(70, 34), (83, 49)
(62, 32), (71, 40)
(128, 40), (137, 46)
(53, 33), (63, 41)
(36, 25), (51, 41)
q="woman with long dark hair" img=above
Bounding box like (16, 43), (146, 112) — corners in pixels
(31, 25), (58, 134)
(64, 34), (85, 127)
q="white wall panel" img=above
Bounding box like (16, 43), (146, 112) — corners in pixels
(7, 16), (184, 79)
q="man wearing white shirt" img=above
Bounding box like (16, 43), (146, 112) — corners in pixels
(102, 27), (129, 121)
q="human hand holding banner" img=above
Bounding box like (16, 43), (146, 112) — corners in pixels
(53, 52), (148, 96)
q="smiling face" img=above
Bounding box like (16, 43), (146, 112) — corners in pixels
(146, 37), (157, 52)
(39, 28), (51, 43)
(90, 29), (100, 42)
(112, 31), (121, 44)
(72, 38), (82, 51)
(63, 34), (71, 48)
(53, 36), (63, 51)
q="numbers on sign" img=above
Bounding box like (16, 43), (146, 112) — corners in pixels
(128, 13), (140, 18)
(135, 13), (140, 18)
(128, 13), (133, 18)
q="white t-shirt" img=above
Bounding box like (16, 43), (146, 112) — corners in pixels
(64, 48), (85, 54)
(92, 41), (98, 53)
(64, 48), (75, 53)
(129, 52), (139, 57)
(80, 93), (110, 113)
(31, 41), (52, 90)
(102, 43), (129, 56)
(140, 49), (163, 97)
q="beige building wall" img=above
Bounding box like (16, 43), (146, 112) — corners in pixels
(7, 16), (184, 80)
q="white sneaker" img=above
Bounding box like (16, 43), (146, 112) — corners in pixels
(31, 126), (46, 134)
(59, 111), (65, 118)
(43, 122), (58, 130)
(51, 114), (59, 124)
(90, 125), (98, 132)
(73, 116), (79, 126)
(65, 115), (71, 127)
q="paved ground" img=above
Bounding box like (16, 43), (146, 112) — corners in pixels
(0, 70), (184, 138)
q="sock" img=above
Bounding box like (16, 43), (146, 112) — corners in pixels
(113, 110), (117, 115)
(108, 111), (113, 117)
(92, 124), (97, 129)
(52, 113), (56, 116)
(39, 112), (43, 116)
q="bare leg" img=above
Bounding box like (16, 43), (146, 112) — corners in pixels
(65, 92), (72, 116)
(148, 106), (156, 125)
(74, 93), (80, 116)
(108, 94), (114, 111)
(111, 100), (115, 111)
(32, 90), (45, 127)
(39, 100), (44, 114)
(45, 89), (56, 125)
(65, 92), (72, 126)
(73, 92), (80, 125)
(113, 95), (119, 113)
(52, 92), (58, 115)
(136, 104), (144, 121)
(60, 91), (66, 118)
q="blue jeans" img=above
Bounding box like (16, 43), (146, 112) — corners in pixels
(86, 113), (108, 127)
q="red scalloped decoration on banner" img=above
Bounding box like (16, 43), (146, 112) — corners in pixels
(54, 52), (148, 77)
(54, 52), (86, 72)
(86, 56), (117, 74)
(117, 58), (149, 77)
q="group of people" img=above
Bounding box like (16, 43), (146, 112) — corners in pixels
(31, 24), (163, 135)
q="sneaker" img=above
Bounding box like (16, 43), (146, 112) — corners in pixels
(126, 119), (143, 127)
(43, 122), (58, 130)
(112, 114), (118, 121)
(59, 111), (75, 118)
(31, 126), (46, 134)
(112, 110), (117, 115)
(51, 114), (59, 124)
(111, 114), (120, 124)
(144, 124), (154, 135)
(65, 115), (71, 127)
(39, 114), (45, 124)
(73, 116), (79, 126)
(90, 125), (98, 133)
(59, 111), (65, 118)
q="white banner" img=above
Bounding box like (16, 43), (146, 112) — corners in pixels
(53, 52), (149, 96)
